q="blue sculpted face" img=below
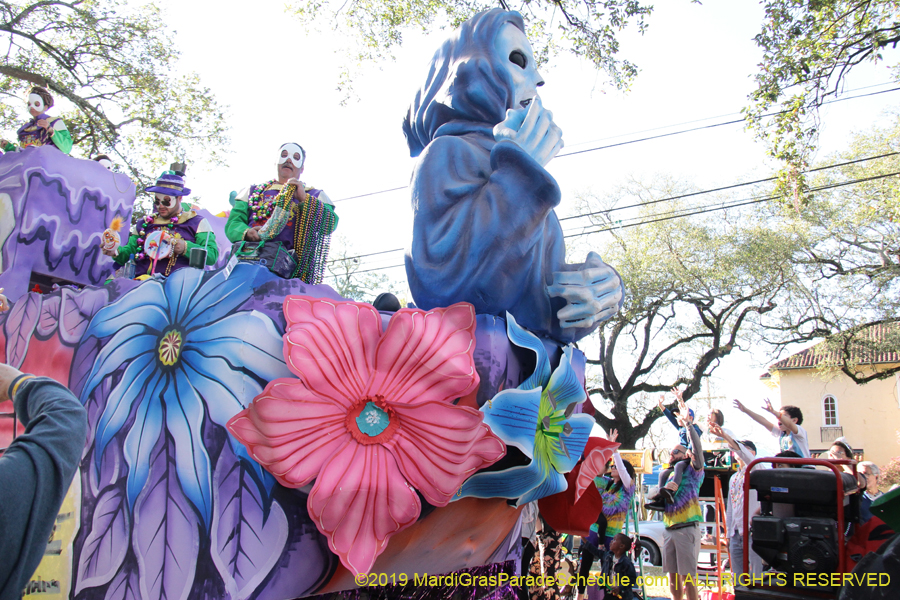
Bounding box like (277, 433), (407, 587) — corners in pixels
(493, 23), (544, 110)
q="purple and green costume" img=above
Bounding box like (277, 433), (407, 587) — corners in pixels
(112, 209), (218, 277)
(224, 182), (338, 249)
(3, 113), (72, 154)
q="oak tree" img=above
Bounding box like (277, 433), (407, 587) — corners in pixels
(0, 0), (229, 183)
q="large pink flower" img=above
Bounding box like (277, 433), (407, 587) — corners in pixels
(227, 297), (505, 576)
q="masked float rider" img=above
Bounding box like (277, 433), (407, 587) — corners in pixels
(102, 171), (218, 278)
(225, 143), (338, 251)
(1, 86), (72, 154)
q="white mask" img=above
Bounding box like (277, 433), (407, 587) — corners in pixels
(277, 143), (304, 168)
(98, 158), (113, 170)
(28, 93), (45, 113)
(154, 193), (176, 209)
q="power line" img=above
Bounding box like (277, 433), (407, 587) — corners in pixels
(565, 170), (900, 238)
(341, 170), (900, 274)
(562, 150), (900, 222)
(330, 84), (900, 204)
(329, 150), (900, 264)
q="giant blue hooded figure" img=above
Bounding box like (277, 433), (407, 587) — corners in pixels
(403, 8), (624, 343)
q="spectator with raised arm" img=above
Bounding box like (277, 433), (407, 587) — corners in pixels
(657, 390), (703, 450)
(708, 422), (764, 577)
(662, 394), (705, 600)
(733, 398), (809, 458)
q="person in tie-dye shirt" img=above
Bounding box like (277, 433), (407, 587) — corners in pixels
(661, 396), (704, 600)
(576, 430), (635, 600)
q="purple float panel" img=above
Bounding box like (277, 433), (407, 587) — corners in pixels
(193, 207), (231, 269)
(0, 146), (135, 302)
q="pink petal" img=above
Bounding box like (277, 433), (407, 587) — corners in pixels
(308, 442), (421, 576)
(283, 297), (382, 409)
(387, 401), (506, 507)
(368, 303), (479, 405)
(227, 379), (351, 488)
(574, 441), (620, 501)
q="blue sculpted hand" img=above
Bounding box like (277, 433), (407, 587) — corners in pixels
(547, 252), (625, 330)
(493, 96), (564, 167)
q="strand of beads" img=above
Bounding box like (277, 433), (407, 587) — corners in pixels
(258, 184), (295, 242)
(246, 179), (278, 224)
(135, 214), (179, 260)
(292, 194), (336, 284)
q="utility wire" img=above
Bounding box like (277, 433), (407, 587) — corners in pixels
(328, 150), (900, 264)
(565, 170), (900, 238)
(561, 150), (900, 222)
(340, 170), (900, 274)
(330, 84), (900, 204)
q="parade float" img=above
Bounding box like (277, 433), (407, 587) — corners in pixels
(0, 8), (629, 600)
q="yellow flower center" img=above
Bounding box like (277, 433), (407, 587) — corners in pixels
(158, 329), (183, 366)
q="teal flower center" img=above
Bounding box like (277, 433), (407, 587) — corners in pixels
(356, 401), (390, 437)
(346, 396), (399, 445)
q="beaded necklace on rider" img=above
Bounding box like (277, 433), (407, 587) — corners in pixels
(257, 183), (334, 283)
(135, 214), (180, 261)
(247, 179), (279, 224)
(164, 233), (183, 276)
(258, 183), (296, 242)
(292, 191), (335, 284)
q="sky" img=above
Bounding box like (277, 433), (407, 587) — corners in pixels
(156, 0), (898, 453)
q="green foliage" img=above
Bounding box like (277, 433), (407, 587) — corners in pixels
(0, 0), (229, 184)
(761, 112), (900, 383)
(745, 0), (900, 204)
(287, 0), (653, 97)
(577, 176), (797, 447)
(326, 236), (405, 302)
(882, 455), (900, 491)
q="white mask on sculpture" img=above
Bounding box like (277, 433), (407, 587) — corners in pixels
(493, 23), (544, 110)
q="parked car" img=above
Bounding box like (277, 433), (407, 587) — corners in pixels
(632, 513), (665, 566)
(629, 502), (720, 568)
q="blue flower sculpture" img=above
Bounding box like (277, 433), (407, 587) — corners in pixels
(456, 313), (594, 506)
(79, 265), (291, 528)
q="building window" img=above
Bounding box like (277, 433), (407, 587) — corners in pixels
(822, 395), (839, 426)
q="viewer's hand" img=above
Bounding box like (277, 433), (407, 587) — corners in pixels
(677, 396), (692, 424)
(244, 227), (261, 242)
(762, 398), (777, 415)
(548, 252), (624, 330)
(671, 386), (684, 401)
(657, 395), (665, 411)
(709, 423), (723, 438)
(733, 399), (747, 413)
(0, 363), (25, 402)
(493, 96), (564, 167)
(608, 428), (618, 443)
